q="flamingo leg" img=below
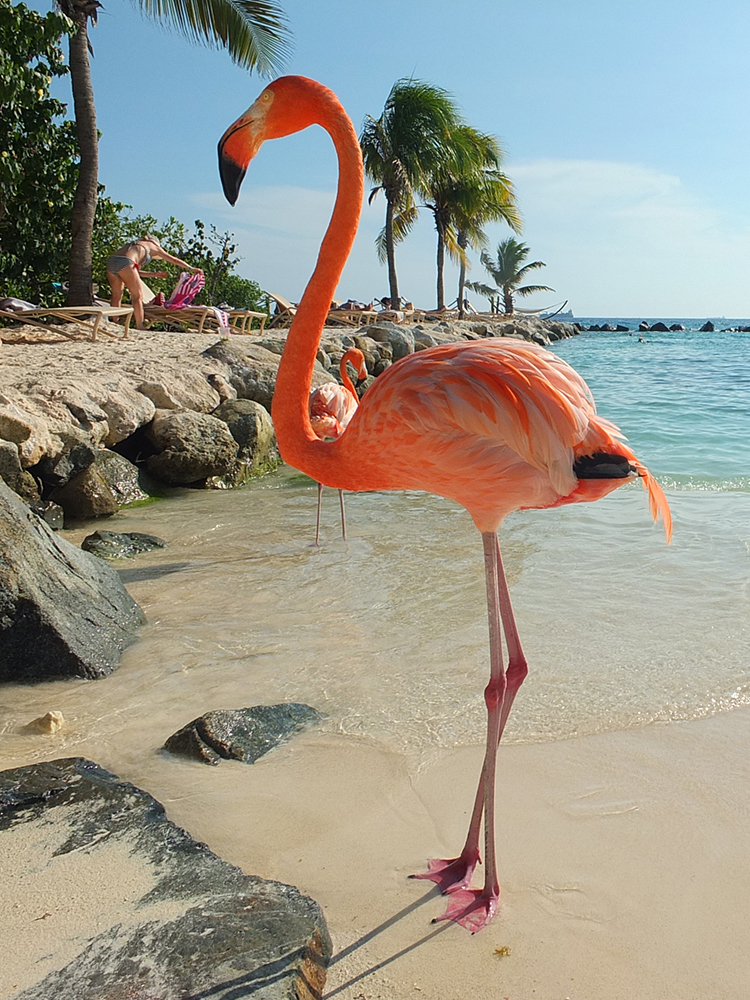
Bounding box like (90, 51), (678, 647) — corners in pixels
(339, 489), (347, 541)
(315, 482), (323, 547)
(413, 531), (528, 933)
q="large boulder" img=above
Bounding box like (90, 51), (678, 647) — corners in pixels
(48, 448), (147, 520)
(0, 480), (145, 681)
(203, 339), (329, 411)
(164, 703), (324, 765)
(211, 398), (279, 486)
(0, 439), (39, 501)
(0, 757), (332, 999)
(145, 409), (239, 485)
(366, 322), (415, 361)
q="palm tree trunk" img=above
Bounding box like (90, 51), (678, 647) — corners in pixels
(456, 230), (468, 319)
(503, 287), (514, 314)
(67, 20), (98, 306)
(436, 225), (445, 311)
(385, 197), (400, 308)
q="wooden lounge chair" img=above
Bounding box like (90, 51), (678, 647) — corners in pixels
(143, 303), (268, 335)
(267, 292), (297, 328)
(0, 305), (134, 340)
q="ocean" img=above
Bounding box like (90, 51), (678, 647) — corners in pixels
(1, 323), (748, 771)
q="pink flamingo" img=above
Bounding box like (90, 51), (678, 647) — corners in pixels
(309, 347), (368, 544)
(219, 76), (672, 933)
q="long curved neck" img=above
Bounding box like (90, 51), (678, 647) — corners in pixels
(339, 349), (360, 397)
(271, 90), (363, 473)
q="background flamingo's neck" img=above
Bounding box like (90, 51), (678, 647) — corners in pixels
(339, 349), (361, 397)
(271, 91), (364, 475)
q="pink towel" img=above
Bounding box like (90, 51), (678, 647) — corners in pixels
(166, 271), (205, 308)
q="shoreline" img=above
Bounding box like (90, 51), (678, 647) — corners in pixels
(3, 707), (748, 998)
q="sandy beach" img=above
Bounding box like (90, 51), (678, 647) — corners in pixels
(3, 706), (749, 999)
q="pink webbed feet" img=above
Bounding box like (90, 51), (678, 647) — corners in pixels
(410, 852), (479, 894)
(433, 887), (499, 933)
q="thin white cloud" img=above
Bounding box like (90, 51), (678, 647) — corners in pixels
(191, 161), (750, 317)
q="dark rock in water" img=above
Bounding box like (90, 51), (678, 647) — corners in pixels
(0, 479), (145, 682)
(95, 448), (149, 505)
(37, 439), (97, 488)
(145, 409), (239, 485)
(47, 447), (145, 520)
(616, 325), (629, 332)
(0, 439), (40, 501)
(650, 321), (669, 332)
(49, 461), (120, 519)
(81, 530), (167, 560)
(211, 398), (279, 487)
(700, 321), (715, 332)
(164, 703), (324, 766)
(670, 324), (686, 331)
(639, 321), (650, 331)
(601, 323), (616, 332)
(28, 498), (64, 530)
(0, 757), (332, 1000)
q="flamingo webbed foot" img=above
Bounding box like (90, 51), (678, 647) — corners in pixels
(409, 853), (479, 894)
(432, 887), (499, 933)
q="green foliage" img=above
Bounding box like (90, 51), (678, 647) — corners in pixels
(183, 219), (264, 310)
(135, 0), (290, 75)
(0, 0), (76, 301)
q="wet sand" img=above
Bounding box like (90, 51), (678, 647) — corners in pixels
(4, 708), (749, 999)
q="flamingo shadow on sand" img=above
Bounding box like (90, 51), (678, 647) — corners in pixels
(218, 76), (672, 933)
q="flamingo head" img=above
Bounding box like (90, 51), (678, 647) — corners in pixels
(218, 76), (335, 205)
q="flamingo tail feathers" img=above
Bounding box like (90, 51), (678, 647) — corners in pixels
(633, 461), (672, 543)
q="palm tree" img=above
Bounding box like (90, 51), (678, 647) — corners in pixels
(422, 126), (521, 311)
(471, 237), (553, 315)
(360, 79), (465, 309)
(59, 0), (289, 305)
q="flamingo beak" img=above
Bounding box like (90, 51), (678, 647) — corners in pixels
(218, 108), (264, 206)
(356, 362), (368, 383)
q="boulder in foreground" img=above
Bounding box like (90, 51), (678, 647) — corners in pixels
(0, 480), (145, 681)
(0, 757), (331, 999)
(164, 703), (324, 765)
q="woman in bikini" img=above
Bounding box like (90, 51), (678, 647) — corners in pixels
(106, 235), (202, 329)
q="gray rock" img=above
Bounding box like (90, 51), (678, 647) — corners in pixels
(700, 321), (715, 332)
(81, 530), (167, 560)
(0, 438), (39, 501)
(95, 448), (149, 506)
(164, 703), (324, 766)
(145, 410), (239, 485)
(202, 340), (329, 412)
(38, 438), (98, 487)
(0, 757), (331, 1000)
(0, 480), (145, 681)
(639, 321), (650, 331)
(366, 322), (415, 361)
(650, 321), (669, 332)
(211, 399), (279, 487)
(670, 324), (686, 331)
(28, 498), (64, 530)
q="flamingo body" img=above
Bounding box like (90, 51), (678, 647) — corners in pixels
(219, 75), (672, 933)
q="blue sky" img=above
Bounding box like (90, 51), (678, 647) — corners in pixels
(35, 0), (750, 315)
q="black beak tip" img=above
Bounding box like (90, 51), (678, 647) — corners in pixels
(218, 149), (246, 207)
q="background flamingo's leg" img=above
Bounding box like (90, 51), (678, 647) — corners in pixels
(315, 482), (323, 546)
(339, 489), (347, 540)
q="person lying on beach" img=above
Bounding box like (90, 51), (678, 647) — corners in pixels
(106, 235), (202, 329)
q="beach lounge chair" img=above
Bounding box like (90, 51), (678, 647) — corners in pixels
(267, 292), (298, 327)
(268, 292), (377, 329)
(141, 274), (268, 335)
(0, 305), (134, 340)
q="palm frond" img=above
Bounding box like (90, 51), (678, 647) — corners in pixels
(516, 284), (555, 297)
(136, 0), (290, 74)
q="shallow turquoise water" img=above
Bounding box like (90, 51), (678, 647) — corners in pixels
(552, 328), (750, 489)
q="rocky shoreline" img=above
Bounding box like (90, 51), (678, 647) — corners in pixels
(0, 314), (577, 523)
